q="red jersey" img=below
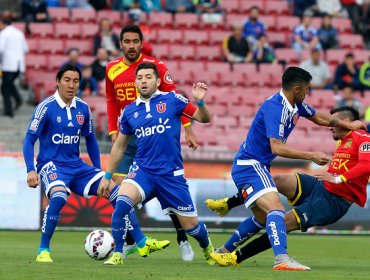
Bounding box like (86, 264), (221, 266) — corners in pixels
(105, 54), (189, 135)
(325, 130), (370, 207)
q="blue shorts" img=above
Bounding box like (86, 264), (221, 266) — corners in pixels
(123, 162), (196, 217)
(231, 159), (277, 209)
(290, 173), (351, 232)
(38, 161), (104, 198)
(114, 137), (137, 177)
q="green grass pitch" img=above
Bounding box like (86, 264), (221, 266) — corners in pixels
(1, 231), (369, 280)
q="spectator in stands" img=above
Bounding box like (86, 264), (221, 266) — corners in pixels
(292, 12), (322, 59)
(62, 48), (84, 70)
(334, 52), (361, 90)
(293, 0), (319, 17)
(365, 106), (370, 130)
(317, 14), (339, 50)
(91, 47), (109, 82)
(242, 6), (266, 48)
(21, 0), (50, 35)
(223, 22), (252, 63)
(341, 0), (361, 33)
(93, 18), (120, 57)
(299, 49), (332, 89)
(317, 0), (345, 17)
(358, 0), (370, 48)
(140, 0), (161, 12)
(78, 65), (98, 97)
(359, 56), (370, 90)
(336, 86), (363, 117)
(0, 17), (28, 117)
(89, 0), (107, 10)
(194, 0), (222, 23)
(66, 0), (94, 9)
(165, 0), (195, 13)
(112, 0), (140, 10)
(252, 34), (277, 64)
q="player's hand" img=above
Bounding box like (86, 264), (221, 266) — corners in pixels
(311, 151), (330, 166)
(185, 128), (198, 150)
(314, 171), (336, 183)
(192, 82), (207, 101)
(98, 177), (111, 198)
(111, 133), (118, 144)
(27, 171), (40, 188)
(348, 120), (367, 131)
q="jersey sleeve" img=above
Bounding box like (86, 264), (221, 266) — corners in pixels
(105, 65), (120, 135)
(27, 104), (49, 137)
(298, 101), (316, 118)
(81, 105), (94, 136)
(156, 60), (176, 92)
(263, 102), (285, 139)
(119, 110), (134, 136)
(340, 135), (370, 182)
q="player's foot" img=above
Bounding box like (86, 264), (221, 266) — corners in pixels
(202, 238), (216, 265)
(122, 243), (138, 259)
(35, 250), (53, 263)
(205, 198), (229, 217)
(273, 254), (311, 271)
(210, 251), (239, 267)
(137, 237), (170, 257)
(104, 252), (123, 265)
(179, 240), (194, 261)
(214, 246), (229, 253)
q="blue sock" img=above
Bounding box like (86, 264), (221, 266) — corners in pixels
(39, 191), (68, 251)
(224, 216), (264, 252)
(185, 222), (209, 249)
(128, 207), (146, 247)
(266, 210), (287, 256)
(108, 185), (119, 208)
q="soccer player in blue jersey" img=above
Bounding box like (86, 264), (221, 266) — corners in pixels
(98, 62), (215, 265)
(23, 64), (168, 263)
(206, 67), (366, 270)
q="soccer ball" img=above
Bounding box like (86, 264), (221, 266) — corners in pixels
(84, 230), (115, 260)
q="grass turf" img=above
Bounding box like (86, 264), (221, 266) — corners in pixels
(1, 231), (369, 280)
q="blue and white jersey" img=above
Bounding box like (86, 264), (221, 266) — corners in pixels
(235, 90), (316, 166)
(120, 90), (194, 175)
(27, 91), (94, 170)
(293, 24), (318, 43)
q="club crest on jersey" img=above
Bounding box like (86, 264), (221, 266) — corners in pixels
(49, 173), (57, 180)
(76, 114), (84, 125)
(57, 116), (62, 123)
(344, 139), (352, 148)
(157, 103), (167, 113)
(360, 142), (370, 152)
(164, 71), (173, 84)
(127, 172), (136, 178)
(134, 112), (138, 118)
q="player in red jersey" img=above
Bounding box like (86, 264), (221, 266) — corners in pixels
(105, 25), (195, 261)
(209, 106), (370, 268)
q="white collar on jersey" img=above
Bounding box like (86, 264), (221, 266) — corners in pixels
(279, 89), (298, 113)
(54, 91), (76, 109)
(135, 90), (165, 106)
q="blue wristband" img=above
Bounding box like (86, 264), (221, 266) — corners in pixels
(196, 100), (205, 107)
(104, 172), (113, 180)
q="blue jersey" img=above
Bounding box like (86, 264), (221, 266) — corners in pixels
(293, 24), (318, 43)
(120, 91), (195, 175)
(235, 91), (316, 166)
(26, 92), (94, 170)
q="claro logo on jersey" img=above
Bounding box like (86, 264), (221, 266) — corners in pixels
(52, 129), (80, 144)
(135, 118), (171, 138)
(360, 142), (370, 152)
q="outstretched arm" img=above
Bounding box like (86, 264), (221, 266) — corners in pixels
(191, 82), (212, 123)
(309, 112), (366, 131)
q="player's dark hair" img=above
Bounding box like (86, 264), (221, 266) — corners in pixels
(56, 64), (82, 82)
(282, 66), (312, 90)
(330, 106), (360, 121)
(120, 25), (143, 42)
(136, 63), (159, 79)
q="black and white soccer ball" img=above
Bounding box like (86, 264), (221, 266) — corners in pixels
(84, 230), (115, 260)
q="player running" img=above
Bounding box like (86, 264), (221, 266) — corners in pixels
(106, 25), (195, 260)
(99, 62), (215, 266)
(24, 65), (167, 263)
(209, 107), (370, 269)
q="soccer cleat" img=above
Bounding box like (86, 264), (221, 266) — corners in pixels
(179, 240), (194, 261)
(137, 238), (170, 257)
(122, 243), (138, 259)
(35, 250), (53, 263)
(273, 258), (311, 271)
(210, 251), (239, 267)
(202, 239), (216, 265)
(104, 252), (123, 265)
(205, 198), (230, 217)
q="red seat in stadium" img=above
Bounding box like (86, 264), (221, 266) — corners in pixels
(264, 0), (291, 15)
(275, 48), (299, 64)
(225, 14), (247, 28)
(339, 34), (364, 49)
(79, 55), (95, 65)
(325, 49), (348, 66)
(152, 44), (170, 60)
(207, 104), (228, 116)
(48, 7), (70, 22)
(54, 23), (81, 39)
(170, 45), (195, 60)
(97, 10), (122, 26)
(29, 23), (53, 38)
(353, 49), (370, 65)
(213, 116), (238, 128)
(183, 30), (209, 45)
(174, 13), (200, 28)
(38, 38), (65, 54)
(276, 16), (299, 31)
(216, 70), (247, 87)
(249, 71), (274, 87)
(156, 29), (183, 44)
(13, 22), (25, 32)
(27, 38), (39, 54)
(222, 0), (240, 13)
(196, 45), (222, 61)
(149, 12), (174, 28)
(26, 54), (48, 70)
(259, 15), (277, 32)
(233, 63), (257, 76)
(170, 68), (193, 85)
(206, 62), (231, 74)
(81, 23), (99, 39)
(209, 30), (229, 46)
(48, 54), (68, 71)
(165, 60), (179, 71)
(190, 70), (219, 85)
(71, 8), (96, 23)
(64, 40), (93, 55)
(332, 17), (352, 34)
(239, 0), (265, 13)
(239, 116), (255, 128)
(226, 104), (249, 117)
(266, 32), (287, 47)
